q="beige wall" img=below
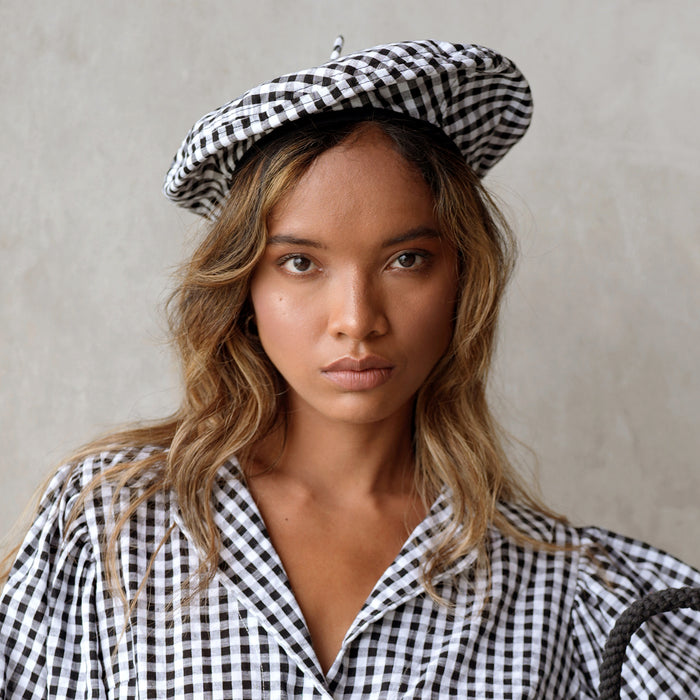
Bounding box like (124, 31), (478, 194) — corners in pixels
(1, 1), (699, 567)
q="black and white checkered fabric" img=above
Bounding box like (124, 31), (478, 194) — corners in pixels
(2, 450), (700, 698)
(163, 41), (533, 218)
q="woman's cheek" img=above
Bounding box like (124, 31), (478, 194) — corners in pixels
(254, 289), (318, 358)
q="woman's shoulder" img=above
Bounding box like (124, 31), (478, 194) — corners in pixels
(0, 446), (173, 695)
(492, 502), (700, 694)
(2, 446), (179, 604)
(43, 445), (167, 506)
(491, 501), (700, 629)
(18, 446), (170, 556)
(495, 500), (700, 587)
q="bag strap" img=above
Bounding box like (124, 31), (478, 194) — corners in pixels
(598, 586), (700, 699)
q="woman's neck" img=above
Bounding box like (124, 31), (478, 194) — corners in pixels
(249, 401), (416, 503)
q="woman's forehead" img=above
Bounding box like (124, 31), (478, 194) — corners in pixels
(266, 128), (439, 248)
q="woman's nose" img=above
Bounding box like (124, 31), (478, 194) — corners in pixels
(326, 274), (389, 340)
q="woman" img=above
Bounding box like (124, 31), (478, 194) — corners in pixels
(1, 40), (699, 698)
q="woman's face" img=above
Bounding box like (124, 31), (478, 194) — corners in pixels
(249, 125), (459, 427)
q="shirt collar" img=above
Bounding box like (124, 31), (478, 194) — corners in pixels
(341, 488), (478, 647)
(186, 458), (476, 683)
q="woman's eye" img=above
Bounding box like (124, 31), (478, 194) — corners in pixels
(280, 255), (316, 274)
(390, 252), (426, 270)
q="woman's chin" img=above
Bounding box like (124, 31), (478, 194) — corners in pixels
(287, 389), (413, 429)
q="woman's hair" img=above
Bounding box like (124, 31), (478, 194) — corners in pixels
(2, 112), (562, 602)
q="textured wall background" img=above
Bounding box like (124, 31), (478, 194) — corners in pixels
(1, 1), (699, 567)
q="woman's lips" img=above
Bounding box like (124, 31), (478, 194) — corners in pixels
(321, 356), (394, 391)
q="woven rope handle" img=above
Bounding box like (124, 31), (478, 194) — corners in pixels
(598, 586), (700, 699)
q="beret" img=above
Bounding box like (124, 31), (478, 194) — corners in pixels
(163, 40), (533, 218)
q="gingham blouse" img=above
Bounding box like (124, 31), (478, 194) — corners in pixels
(2, 450), (700, 698)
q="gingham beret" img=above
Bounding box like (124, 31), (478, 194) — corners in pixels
(163, 39), (533, 218)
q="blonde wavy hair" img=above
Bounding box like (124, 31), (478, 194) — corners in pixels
(2, 114), (562, 603)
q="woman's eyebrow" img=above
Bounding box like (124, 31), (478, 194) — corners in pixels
(266, 226), (440, 249)
(382, 226), (441, 247)
(267, 234), (326, 248)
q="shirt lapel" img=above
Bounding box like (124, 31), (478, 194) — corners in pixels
(208, 459), (328, 687)
(341, 490), (477, 646)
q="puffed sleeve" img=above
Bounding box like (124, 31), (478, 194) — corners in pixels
(0, 462), (108, 699)
(569, 526), (700, 698)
